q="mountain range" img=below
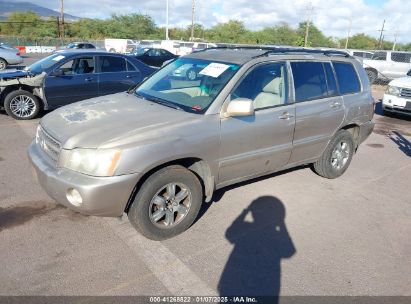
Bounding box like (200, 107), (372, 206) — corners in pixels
(0, 0), (80, 21)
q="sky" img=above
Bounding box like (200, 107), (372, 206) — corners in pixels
(30, 0), (411, 43)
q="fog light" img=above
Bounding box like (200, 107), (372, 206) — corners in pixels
(388, 99), (392, 104)
(66, 188), (83, 206)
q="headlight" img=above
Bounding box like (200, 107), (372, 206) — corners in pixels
(59, 149), (122, 177)
(386, 86), (400, 96)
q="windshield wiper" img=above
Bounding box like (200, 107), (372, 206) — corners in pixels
(144, 95), (183, 111)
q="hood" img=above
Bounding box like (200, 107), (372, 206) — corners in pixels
(40, 92), (199, 149)
(389, 76), (411, 89)
(0, 69), (29, 80)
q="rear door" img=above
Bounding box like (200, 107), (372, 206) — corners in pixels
(288, 61), (345, 164)
(97, 55), (142, 96)
(44, 55), (98, 108)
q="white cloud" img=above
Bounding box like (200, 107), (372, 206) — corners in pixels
(31, 0), (411, 43)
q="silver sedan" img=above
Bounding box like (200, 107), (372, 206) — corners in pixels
(0, 45), (24, 70)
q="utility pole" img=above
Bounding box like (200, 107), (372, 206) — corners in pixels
(60, 0), (65, 38)
(166, 0), (169, 40)
(392, 29), (398, 51)
(345, 17), (352, 49)
(377, 19), (385, 49)
(304, 2), (314, 47)
(190, 0), (195, 41)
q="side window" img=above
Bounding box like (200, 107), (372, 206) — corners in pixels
(58, 57), (94, 75)
(100, 56), (127, 73)
(323, 63), (338, 96)
(232, 62), (288, 110)
(126, 60), (138, 72)
(371, 52), (387, 61)
(333, 62), (361, 95)
(391, 52), (411, 63)
(290, 61), (328, 102)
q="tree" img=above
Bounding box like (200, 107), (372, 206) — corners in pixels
(297, 22), (337, 47)
(206, 20), (249, 43)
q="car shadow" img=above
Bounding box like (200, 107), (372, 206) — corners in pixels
(390, 131), (411, 157)
(218, 195), (296, 299)
(195, 165), (310, 223)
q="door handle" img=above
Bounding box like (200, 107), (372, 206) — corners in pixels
(331, 101), (342, 108)
(85, 77), (93, 82)
(278, 112), (294, 120)
(126, 75), (133, 78)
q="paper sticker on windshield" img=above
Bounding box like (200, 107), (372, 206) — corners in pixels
(52, 55), (65, 61)
(199, 63), (230, 78)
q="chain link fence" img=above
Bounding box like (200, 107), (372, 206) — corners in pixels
(0, 35), (105, 48)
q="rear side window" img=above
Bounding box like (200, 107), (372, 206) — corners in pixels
(323, 63), (338, 96)
(290, 62), (328, 102)
(371, 52), (387, 61)
(100, 56), (127, 72)
(126, 60), (139, 72)
(333, 62), (361, 95)
(391, 52), (411, 63)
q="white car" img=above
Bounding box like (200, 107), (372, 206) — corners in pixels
(363, 51), (411, 84)
(382, 70), (411, 116)
(0, 44), (23, 70)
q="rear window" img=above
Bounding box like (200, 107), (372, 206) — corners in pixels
(290, 61), (328, 102)
(333, 62), (361, 95)
(100, 56), (127, 72)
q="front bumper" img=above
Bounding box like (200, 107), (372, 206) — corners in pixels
(358, 120), (375, 145)
(28, 141), (140, 217)
(382, 94), (411, 116)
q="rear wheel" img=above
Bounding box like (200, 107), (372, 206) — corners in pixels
(313, 130), (355, 179)
(0, 58), (7, 70)
(4, 90), (40, 120)
(366, 68), (377, 84)
(186, 68), (197, 81)
(128, 165), (203, 240)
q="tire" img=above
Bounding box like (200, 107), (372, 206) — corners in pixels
(313, 130), (355, 179)
(128, 165), (203, 240)
(0, 58), (7, 70)
(186, 68), (197, 81)
(4, 90), (41, 120)
(365, 68), (377, 84)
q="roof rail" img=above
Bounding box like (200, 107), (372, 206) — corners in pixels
(198, 46), (350, 58)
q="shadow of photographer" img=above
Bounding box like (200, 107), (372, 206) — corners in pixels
(218, 196), (296, 300)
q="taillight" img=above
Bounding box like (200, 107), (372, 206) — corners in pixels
(16, 52), (20, 56)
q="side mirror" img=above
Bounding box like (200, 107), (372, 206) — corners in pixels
(51, 68), (64, 77)
(407, 69), (411, 77)
(225, 98), (254, 117)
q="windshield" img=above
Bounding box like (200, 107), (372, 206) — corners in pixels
(135, 58), (239, 114)
(25, 53), (66, 74)
(134, 48), (149, 55)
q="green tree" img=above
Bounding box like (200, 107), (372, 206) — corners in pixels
(297, 22), (337, 47)
(206, 20), (249, 43)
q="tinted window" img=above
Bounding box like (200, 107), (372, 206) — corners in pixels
(291, 62), (328, 102)
(391, 52), (411, 63)
(100, 56), (127, 72)
(323, 63), (338, 96)
(58, 57), (94, 75)
(232, 62), (288, 109)
(371, 52), (387, 61)
(333, 62), (361, 94)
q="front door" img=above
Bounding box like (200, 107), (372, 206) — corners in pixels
(44, 56), (98, 108)
(218, 62), (295, 186)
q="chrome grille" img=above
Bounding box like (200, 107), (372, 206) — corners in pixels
(400, 88), (411, 98)
(36, 126), (61, 165)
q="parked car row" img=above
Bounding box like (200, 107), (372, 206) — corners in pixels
(0, 50), (156, 119)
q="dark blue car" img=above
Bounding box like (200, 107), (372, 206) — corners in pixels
(0, 50), (156, 119)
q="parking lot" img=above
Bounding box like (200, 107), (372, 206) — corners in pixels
(0, 55), (411, 298)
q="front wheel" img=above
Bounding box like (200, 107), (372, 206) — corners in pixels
(4, 90), (41, 120)
(186, 68), (197, 81)
(128, 165), (203, 240)
(313, 130), (355, 179)
(0, 58), (7, 70)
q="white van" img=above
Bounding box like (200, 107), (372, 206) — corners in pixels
(104, 39), (137, 53)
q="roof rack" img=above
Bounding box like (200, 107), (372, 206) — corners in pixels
(199, 46), (350, 58)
